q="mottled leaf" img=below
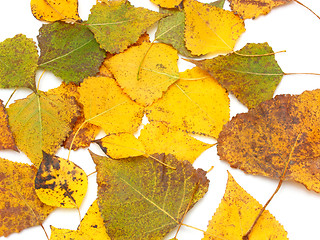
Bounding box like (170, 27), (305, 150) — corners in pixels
(96, 133), (145, 159)
(0, 158), (54, 237)
(35, 153), (88, 208)
(218, 89), (320, 192)
(147, 67), (230, 138)
(0, 100), (17, 151)
(184, 0), (245, 55)
(191, 43), (284, 109)
(79, 76), (144, 135)
(50, 200), (111, 240)
(92, 152), (209, 240)
(7, 84), (81, 167)
(0, 34), (38, 91)
(106, 42), (179, 106)
(30, 0), (81, 22)
(87, 1), (166, 53)
(139, 122), (213, 163)
(38, 22), (106, 84)
(203, 172), (288, 239)
(229, 0), (292, 19)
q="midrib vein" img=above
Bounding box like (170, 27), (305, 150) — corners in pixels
(36, 95), (43, 150)
(224, 68), (284, 76)
(39, 39), (94, 66)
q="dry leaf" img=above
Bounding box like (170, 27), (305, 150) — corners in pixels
(0, 100), (17, 151)
(203, 172), (288, 239)
(218, 89), (320, 192)
(106, 42), (179, 106)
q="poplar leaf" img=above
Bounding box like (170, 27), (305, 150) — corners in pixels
(35, 153), (88, 208)
(0, 158), (54, 237)
(191, 43), (284, 109)
(91, 152), (209, 240)
(106, 42), (179, 106)
(0, 100), (17, 151)
(0, 34), (38, 91)
(150, 0), (183, 8)
(203, 172), (288, 240)
(38, 22), (106, 84)
(87, 1), (166, 53)
(218, 89), (320, 193)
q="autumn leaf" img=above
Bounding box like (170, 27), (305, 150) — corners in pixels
(106, 42), (179, 106)
(184, 0), (245, 55)
(0, 34), (38, 91)
(190, 43), (284, 109)
(150, 0), (183, 8)
(87, 1), (166, 53)
(79, 76), (144, 135)
(38, 22), (106, 84)
(30, 0), (81, 22)
(91, 152), (209, 239)
(35, 153), (88, 208)
(0, 100), (17, 151)
(203, 172), (288, 239)
(7, 84), (81, 167)
(50, 200), (111, 240)
(155, 0), (225, 57)
(95, 133), (145, 159)
(0, 158), (54, 237)
(147, 67), (230, 138)
(218, 89), (320, 193)
(139, 122), (213, 163)
(229, 0), (292, 19)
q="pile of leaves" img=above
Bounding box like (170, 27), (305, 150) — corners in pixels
(0, 0), (319, 239)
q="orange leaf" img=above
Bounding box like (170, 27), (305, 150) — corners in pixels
(0, 100), (17, 151)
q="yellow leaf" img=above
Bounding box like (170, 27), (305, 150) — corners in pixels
(96, 133), (145, 159)
(203, 172), (288, 240)
(150, 0), (182, 8)
(139, 122), (212, 163)
(184, 0), (245, 55)
(147, 67), (229, 138)
(0, 158), (54, 237)
(79, 76), (144, 135)
(35, 153), (88, 208)
(106, 42), (179, 106)
(0, 100), (17, 151)
(30, 0), (81, 22)
(50, 200), (111, 240)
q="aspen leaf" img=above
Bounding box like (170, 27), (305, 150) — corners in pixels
(0, 34), (38, 91)
(91, 152), (209, 239)
(95, 133), (145, 159)
(106, 42), (179, 106)
(184, 0), (245, 55)
(30, 0), (81, 22)
(156, 0), (225, 57)
(50, 200), (111, 240)
(191, 43), (284, 109)
(79, 76), (144, 135)
(0, 158), (54, 237)
(229, 0), (292, 19)
(38, 22), (106, 84)
(64, 116), (101, 151)
(0, 100), (17, 151)
(203, 172), (288, 240)
(150, 0), (183, 8)
(7, 84), (81, 167)
(35, 153), (88, 208)
(218, 89), (320, 193)
(87, 1), (166, 53)
(147, 67), (230, 138)
(139, 122), (213, 163)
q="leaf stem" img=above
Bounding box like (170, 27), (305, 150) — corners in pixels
(40, 223), (50, 240)
(4, 88), (17, 108)
(284, 72), (320, 76)
(87, 171), (97, 177)
(294, 0), (320, 20)
(242, 132), (302, 239)
(37, 70), (46, 92)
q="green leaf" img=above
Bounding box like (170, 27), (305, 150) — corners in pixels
(38, 22), (106, 84)
(190, 42), (284, 109)
(91, 152), (209, 240)
(87, 1), (166, 53)
(7, 84), (81, 167)
(0, 34), (38, 91)
(155, 0), (225, 57)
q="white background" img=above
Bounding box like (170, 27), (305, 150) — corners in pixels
(1, 0), (320, 239)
